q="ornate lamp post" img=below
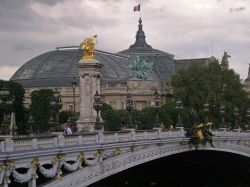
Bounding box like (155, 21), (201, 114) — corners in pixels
(71, 77), (77, 117)
(220, 105), (225, 128)
(234, 107), (239, 129)
(126, 94), (134, 128)
(175, 99), (183, 127)
(28, 115), (34, 134)
(246, 108), (250, 130)
(203, 102), (209, 123)
(154, 90), (161, 128)
(0, 86), (13, 135)
(50, 88), (62, 125)
(93, 91), (103, 130)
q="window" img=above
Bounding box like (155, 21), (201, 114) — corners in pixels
(68, 104), (73, 111)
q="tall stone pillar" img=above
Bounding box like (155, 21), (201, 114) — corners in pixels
(77, 59), (103, 132)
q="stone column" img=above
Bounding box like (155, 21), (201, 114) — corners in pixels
(77, 59), (103, 132)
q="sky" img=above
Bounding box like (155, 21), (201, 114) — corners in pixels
(0, 0), (249, 80)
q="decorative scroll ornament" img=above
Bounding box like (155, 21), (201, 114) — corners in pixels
(129, 55), (153, 80)
(0, 165), (5, 184)
(12, 158), (40, 183)
(39, 163), (58, 178)
(3, 160), (15, 185)
(55, 153), (65, 179)
(84, 150), (104, 166)
(80, 35), (97, 60)
(63, 152), (84, 172)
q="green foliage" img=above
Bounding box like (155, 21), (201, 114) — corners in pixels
(101, 103), (121, 131)
(30, 89), (53, 132)
(101, 103), (173, 130)
(59, 111), (73, 124)
(171, 58), (250, 128)
(0, 80), (26, 133)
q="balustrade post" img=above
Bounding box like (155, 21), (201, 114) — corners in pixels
(114, 133), (118, 142)
(153, 128), (162, 139)
(58, 135), (65, 147)
(96, 130), (104, 144)
(0, 140), (4, 152)
(32, 138), (38, 150)
(126, 129), (136, 141)
(4, 138), (14, 152)
(144, 131), (148, 140)
(53, 137), (58, 147)
(176, 127), (184, 137)
(78, 135), (83, 144)
(235, 128), (241, 136)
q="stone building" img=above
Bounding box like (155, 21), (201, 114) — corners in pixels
(10, 18), (210, 111)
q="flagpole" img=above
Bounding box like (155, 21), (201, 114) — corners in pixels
(139, 0), (142, 19)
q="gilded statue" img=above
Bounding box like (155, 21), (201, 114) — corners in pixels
(80, 35), (97, 60)
(187, 122), (215, 150)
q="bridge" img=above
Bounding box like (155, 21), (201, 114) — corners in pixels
(0, 128), (250, 187)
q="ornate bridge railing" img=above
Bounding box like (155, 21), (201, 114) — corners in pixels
(0, 128), (249, 187)
(0, 128), (185, 153)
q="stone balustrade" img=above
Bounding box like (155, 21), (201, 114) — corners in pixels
(0, 128), (250, 187)
(0, 128), (249, 153)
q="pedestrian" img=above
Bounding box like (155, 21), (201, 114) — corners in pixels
(64, 124), (72, 135)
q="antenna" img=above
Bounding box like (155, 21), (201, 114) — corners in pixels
(211, 41), (214, 57)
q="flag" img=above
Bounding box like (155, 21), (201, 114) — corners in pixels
(133, 4), (140, 12)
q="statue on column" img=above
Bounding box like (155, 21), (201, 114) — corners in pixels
(221, 51), (230, 70)
(80, 35), (97, 60)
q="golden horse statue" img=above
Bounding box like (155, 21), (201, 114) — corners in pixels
(80, 35), (97, 60)
(189, 122), (214, 150)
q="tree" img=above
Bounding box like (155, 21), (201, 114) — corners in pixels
(171, 58), (250, 128)
(0, 80), (26, 133)
(101, 103), (121, 131)
(30, 89), (53, 132)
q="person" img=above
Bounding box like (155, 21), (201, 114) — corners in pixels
(64, 124), (72, 135)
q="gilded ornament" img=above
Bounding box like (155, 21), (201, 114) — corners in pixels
(113, 148), (122, 156)
(80, 35), (97, 60)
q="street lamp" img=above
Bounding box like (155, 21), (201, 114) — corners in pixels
(50, 88), (62, 126)
(246, 108), (250, 130)
(220, 105), (225, 128)
(175, 99), (183, 127)
(71, 77), (77, 117)
(154, 89), (160, 128)
(93, 91), (103, 130)
(28, 115), (34, 134)
(203, 102), (209, 123)
(234, 107), (239, 129)
(126, 94), (134, 128)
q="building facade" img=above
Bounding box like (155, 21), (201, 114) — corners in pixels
(10, 18), (209, 111)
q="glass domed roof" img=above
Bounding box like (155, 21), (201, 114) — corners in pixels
(10, 49), (131, 87)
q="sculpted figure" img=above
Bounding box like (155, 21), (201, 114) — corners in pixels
(188, 122), (214, 150)
(80, 35), (97, 60)
(221, 51), (230, 70)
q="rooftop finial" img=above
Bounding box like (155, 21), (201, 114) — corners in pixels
(129, 17), (152, 49)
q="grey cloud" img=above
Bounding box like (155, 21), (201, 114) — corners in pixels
(34, 0), (63, 5)
(0, 0), (45, 31)
(229, 6), (246, 13)
(0, 0), (250, 80)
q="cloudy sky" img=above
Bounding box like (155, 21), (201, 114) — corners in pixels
(0, 0), (249, 80)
